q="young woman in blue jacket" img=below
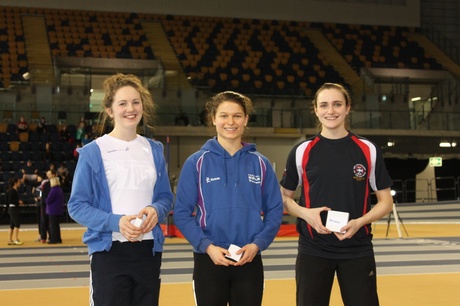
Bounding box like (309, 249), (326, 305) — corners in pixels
(174, 91), (284, 306)
(67, 73), (173, 306)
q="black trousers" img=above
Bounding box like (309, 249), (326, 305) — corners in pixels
(193, 252), (264, 306)
(296, 252), (379, 306)
(8, 206), (21, 229)
(39, 204), (49, 240)
(48, 214), (62, 243)
(90, 240), (162, 306)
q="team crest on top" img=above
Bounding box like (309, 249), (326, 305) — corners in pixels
(353, 164), (366, 181)
(248, 174), (261, 184)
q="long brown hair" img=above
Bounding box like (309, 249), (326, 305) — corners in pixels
(97, 73), (156, 136)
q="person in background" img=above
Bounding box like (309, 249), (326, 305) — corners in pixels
(73, 143), (81, 160)
(21, 160), (39, 196)
(43, 142), (54, 163)
(57, 162), (69, 178)
(81, 132), (92, 146)
(67, 73), (173, 306)
(174, 91), (284, 306)
(60, 172), (72, 193)
(46, 176), (64, 244)
(21, 160), (38, 179)
(37, 169), (56, 243)
(75, 121), (85, 145)
(36, 117), (47, 134)
(280, 83), (393, 306)
(17, 116), (29, 132)
(6, 177), (24, 245)
(59, 124), (71, 142)
(33, 174), (44, 242)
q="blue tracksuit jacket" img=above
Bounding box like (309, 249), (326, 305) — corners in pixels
(173, 137), (283, 253)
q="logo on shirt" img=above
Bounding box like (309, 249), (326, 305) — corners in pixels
(248, 174), (261, 184)
(353, 164), (366, 181)
(107, 147), (128, 153)
(206, 177), (221, 183)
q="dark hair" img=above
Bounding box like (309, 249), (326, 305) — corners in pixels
(47, 169), (57, 176)
(312, 82), (352, 130)
(7, 177), (20, 192)
(205, 91), (254, 130)
(98, 73), (156, 136)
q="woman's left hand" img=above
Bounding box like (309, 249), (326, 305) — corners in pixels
(137, 206), (158, 233)
(334, 218), (361, 241)
(234, 243), (259, 266)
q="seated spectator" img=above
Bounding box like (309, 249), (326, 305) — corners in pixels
(43, 142), (54, 163)
(36, 117), (47, 134)
(47, 163), (57, 173)
(73, 143), (81, 160)
(59, 125), (72, 142)
(21, 160), (38, 180)
(81, 133), (93, 146)
(57, 162), (69, 178)
(75, 121), (85, 144)
(21, 160), (40, 198)
(17, 116), (29, 132)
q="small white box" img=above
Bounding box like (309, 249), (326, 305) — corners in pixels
(131, 217), (144, 228)
(225, 244), (242, 262)
(130, 218), (144, 241)
(325, 210), (349, 233)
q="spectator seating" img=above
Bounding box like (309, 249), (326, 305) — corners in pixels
(0, 6), (27, 87)
(0, 6), (445, 97)
(0, 123), (78, 205)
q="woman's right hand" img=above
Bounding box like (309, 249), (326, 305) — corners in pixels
(206, 244), (236, 266)
(302, 206), (332, 235)
(119, 215), (144, 241)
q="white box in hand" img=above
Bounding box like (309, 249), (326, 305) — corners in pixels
(325, 210), (349, 233)
(131, 217), (143, 228)
(130, 217), (144, 241)
(225, 244), (242, 262)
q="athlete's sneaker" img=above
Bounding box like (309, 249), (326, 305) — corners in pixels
(13, 240), (24, 245)
(7, 241), (15, 245)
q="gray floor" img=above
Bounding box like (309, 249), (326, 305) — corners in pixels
(1, 235), (459, 290)
(1, 201), (459, 290)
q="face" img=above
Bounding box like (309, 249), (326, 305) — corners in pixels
(212, 101), (248, 142)
(314, 88), (350, 132)
(106, 86), (143, 131)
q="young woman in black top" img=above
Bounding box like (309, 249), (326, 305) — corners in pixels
(280, 83), (393, 306)
(6, 177), (24, 245)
